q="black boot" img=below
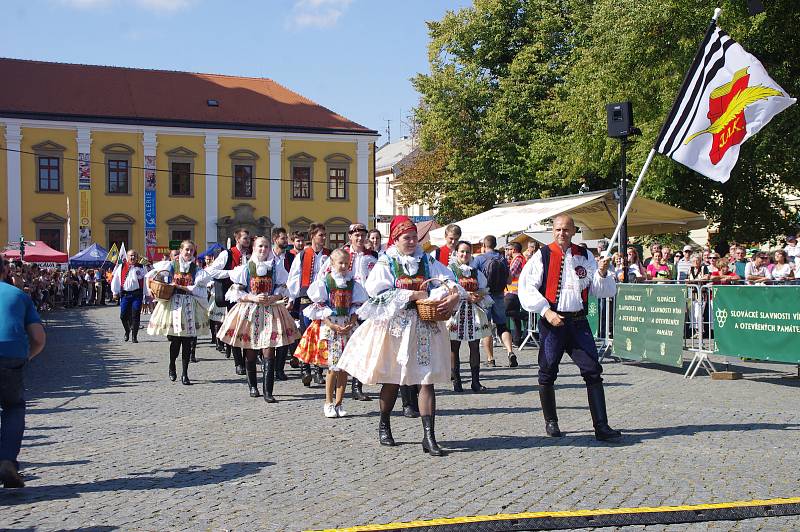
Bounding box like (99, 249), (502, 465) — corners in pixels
(180, 346), (192, 385)
(168, 338), (179, 382)
(400, 385), (419, 418)
(539, 384), (562, 437)
(378, 411), (395, 446)
(470, 366), (486, 393)
(587, 382), (621, 441)
(313, 365), (325, 384)
(246, 359), (260, 398)
(232, 348), (245, 376)
(263, 357), (277, 403)
(351, 377), (371, 401)
(452, 351), (463, 392)
(301, 364), (313, 387)
(274, 347), (288, 381)
(130, 315), (139, 343)
(421, 415), (445, 456)
(225, 344), (232, 358)
(122, 317), (130, 342)
(190, 338), (197, 363)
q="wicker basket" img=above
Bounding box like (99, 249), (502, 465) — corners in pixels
(148, 272), (174, 301)
(415, 278), (452, 322)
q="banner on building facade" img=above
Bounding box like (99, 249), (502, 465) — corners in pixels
(613, 284), (686, 367)
(144, 154), (157, 259)
(712, 286), (800, 364)
(78, 153), (92, 251)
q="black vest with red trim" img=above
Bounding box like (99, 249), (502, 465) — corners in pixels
(121, 262), (144, 290)
(539, 242), (589, 312)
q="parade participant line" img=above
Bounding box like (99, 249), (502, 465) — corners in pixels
(0, 146), (458, 188)
(312, 497), (800, 531)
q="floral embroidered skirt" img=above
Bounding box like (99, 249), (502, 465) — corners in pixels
(337, 309), (450, 385)
(294, 315), (352, 370)
(147, 294), (209, 338)
(447, 301), (492, 341)
(218, 301), (300, 350)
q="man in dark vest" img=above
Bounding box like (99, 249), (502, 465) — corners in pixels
(207, 228), (251, 376)
(287, 223), (331, 386)
(110, 249), (146, 343)
(518, 214), (621, 441)
(271, 226), (294, 382)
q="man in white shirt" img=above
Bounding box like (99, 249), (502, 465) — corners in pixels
(111, 249), (146, 343)
(518, 214), (621, 441)
(744, 252), (771, 284)
(784, 235), (800, 266)
(206, 229), (251, 375)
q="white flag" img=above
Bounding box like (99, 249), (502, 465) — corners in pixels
(655, 25), (795, 183)
(119, 242), (127, 264)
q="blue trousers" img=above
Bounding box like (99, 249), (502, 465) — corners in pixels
(120, 290), (143, 322)
(537, 316), (603, 386)
(0, 358), (26, 467)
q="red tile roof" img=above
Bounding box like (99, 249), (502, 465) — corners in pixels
(0, 58), (376, 135)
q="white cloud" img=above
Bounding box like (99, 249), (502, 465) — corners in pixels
(286, 0), (353, 30)
(56, 0), (193, 13)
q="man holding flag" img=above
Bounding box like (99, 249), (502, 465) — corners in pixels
(111, 247), (146, 343)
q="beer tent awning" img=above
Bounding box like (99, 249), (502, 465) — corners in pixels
(68, 242), (109, 268)
(2, 240), (68, 263)
(428, 189), (707, 246)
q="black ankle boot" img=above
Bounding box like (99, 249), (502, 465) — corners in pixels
(275, 348), (288, 381)
(168, 361), (177, 382)
(225, 345), (232, 358)
(246, 359), (260, 398)
(378, 412), (395, 446)
(421, 415), (445, 456)
(122, 318), (130, 342)
(301, 364), (312, 387)
(400, 385), (420, 418)
(313, 366), (324, 385)
(263, 357), (277, 403)
(470, 366), (486, 392)
(587, 382), (621, 441)
(233, 348), (245, 375)
(181, 351), (192, 385)
(351, 377), (370, 401)
(539, 384), (562, 437)
(452, 368), (463, 392)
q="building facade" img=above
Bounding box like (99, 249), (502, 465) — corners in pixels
(374, 136), (432, 236)
(0, 58), (377, 259)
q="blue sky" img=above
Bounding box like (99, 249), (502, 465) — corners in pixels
(0, 0), (473, 142)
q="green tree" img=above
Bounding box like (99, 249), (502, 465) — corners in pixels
(405, 0), (799, 245)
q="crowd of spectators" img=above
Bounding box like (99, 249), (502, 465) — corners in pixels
(607, 236), (800, 285)
(0, 260), (116, 312)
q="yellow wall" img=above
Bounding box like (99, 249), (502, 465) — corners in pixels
(0, 124), (7, 242)
(217, 137), (269, 224)
(21, 127), (78, 254)
(155, 134), (205, 246)
(89, 131), (144, 252)
(281, 140), (359, 227)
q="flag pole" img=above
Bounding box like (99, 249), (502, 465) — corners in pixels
(602, 7), (722, 259)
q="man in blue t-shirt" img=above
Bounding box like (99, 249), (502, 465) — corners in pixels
(0, 259), (47, 488)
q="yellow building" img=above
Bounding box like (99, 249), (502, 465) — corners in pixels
(0, 58), (378, 259)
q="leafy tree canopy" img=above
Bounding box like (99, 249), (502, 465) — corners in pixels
(402, 0), (799, 246)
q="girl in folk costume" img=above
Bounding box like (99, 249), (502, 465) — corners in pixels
(146, 240), (211, 385)
(337, 216), (463, 456)
(447, 241), (492, 393)
(218, 237), (299, 402)
(295, 249), (368, 418)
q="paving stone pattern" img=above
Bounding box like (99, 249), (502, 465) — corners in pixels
(1, 306), (798, 531)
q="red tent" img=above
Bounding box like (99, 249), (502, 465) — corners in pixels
(2, 240), (68, 263)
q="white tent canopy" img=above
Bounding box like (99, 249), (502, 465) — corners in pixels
(428, 189), (707, 246)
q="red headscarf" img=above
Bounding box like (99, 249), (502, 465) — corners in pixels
(388, 216), (416, 247)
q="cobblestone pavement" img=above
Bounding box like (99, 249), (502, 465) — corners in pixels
(1, 305), (798, 531)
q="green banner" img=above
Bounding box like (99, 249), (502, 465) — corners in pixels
(613, 284), (686, 367)
(712, 286), (800, 364)
(587, 297), (600, 337)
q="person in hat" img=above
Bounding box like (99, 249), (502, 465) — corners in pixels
(336, 216), (463, 456)
(784, 234), (800, 266)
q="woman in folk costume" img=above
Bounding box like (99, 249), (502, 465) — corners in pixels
(146, 240), (210, 385)
(218, 236), (299, 403)
(447, 241), (493, 393)
(337, 216), (463, 456)
(295, 248), (368, 418)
